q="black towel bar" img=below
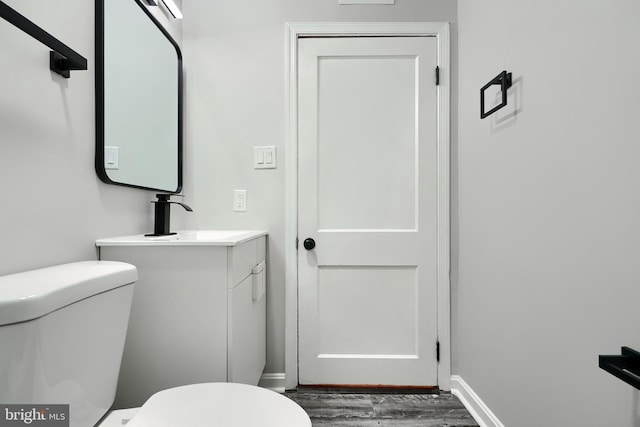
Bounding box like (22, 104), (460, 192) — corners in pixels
(0, 1), (87, 78)
(599, 347), (640, 390)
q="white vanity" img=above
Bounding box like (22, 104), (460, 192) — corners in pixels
(96, 230), (267, 408)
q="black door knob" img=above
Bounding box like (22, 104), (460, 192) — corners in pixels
(303, 238), (316, 250)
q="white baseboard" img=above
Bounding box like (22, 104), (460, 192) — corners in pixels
(258, 372), (286, 393)
(451, 375), (504, 427)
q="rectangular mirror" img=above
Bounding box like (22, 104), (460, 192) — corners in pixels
(96, 0), (182, 192)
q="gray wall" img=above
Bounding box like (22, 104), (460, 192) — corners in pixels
(7, 0), (640, 422)
(182, 0), (457, 375)
(455, 0), (640, 425)
(0, 0), (175, 276)
(1, 0), (455, 390)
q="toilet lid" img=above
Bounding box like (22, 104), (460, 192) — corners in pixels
(126, 383), (311, 427)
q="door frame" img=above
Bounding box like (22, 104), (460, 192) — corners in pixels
(284, 22), (451, 390)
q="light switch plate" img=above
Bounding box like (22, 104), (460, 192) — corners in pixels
(254, 146), (277, 169)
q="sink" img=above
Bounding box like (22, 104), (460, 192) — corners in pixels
(178, 230), (253, 241)
(96, 230), (267, 247)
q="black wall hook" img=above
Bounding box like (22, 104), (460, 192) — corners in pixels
(480, 70), (512, 119)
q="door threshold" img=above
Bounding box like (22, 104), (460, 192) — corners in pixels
(296, 384), (440, 394)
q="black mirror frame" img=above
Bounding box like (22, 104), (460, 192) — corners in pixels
(95, 0), (183, 193)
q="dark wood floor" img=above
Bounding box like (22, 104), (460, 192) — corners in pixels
(284, 389), (480, 427)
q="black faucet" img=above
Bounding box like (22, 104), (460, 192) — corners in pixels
(145, 194), (193, 236)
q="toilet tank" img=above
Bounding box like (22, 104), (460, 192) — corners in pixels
(0, 261), (137, 427)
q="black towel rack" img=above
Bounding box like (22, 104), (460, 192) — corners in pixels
(599, 347), (640, 390)
(0, 0), (87, 78)
(480, 70), (512, 119)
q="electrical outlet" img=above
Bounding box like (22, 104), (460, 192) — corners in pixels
(233, 190), (247, 212)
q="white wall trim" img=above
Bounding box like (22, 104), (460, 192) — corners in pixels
(451, 376), (505, 427)
(284, 21), (451, 391)
(259, 372), (287, 393)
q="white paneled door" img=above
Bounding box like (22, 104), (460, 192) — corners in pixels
(298, 36), (440, 386)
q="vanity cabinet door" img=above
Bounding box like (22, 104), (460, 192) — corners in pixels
(227, 267), (266, 385)
(101, 246), (228, 408)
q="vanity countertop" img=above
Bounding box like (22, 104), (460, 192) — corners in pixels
(96, 230), (267, 247)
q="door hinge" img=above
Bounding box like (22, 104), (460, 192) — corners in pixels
(435, 66), (440, 86)
(436, 341), (440, 362)
(296, 237), (299, 250)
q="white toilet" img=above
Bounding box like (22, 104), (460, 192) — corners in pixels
(0, 261), (310, 427)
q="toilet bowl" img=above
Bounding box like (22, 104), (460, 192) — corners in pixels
(100, 383), (310, 427)
(0, 261), (310, 427)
